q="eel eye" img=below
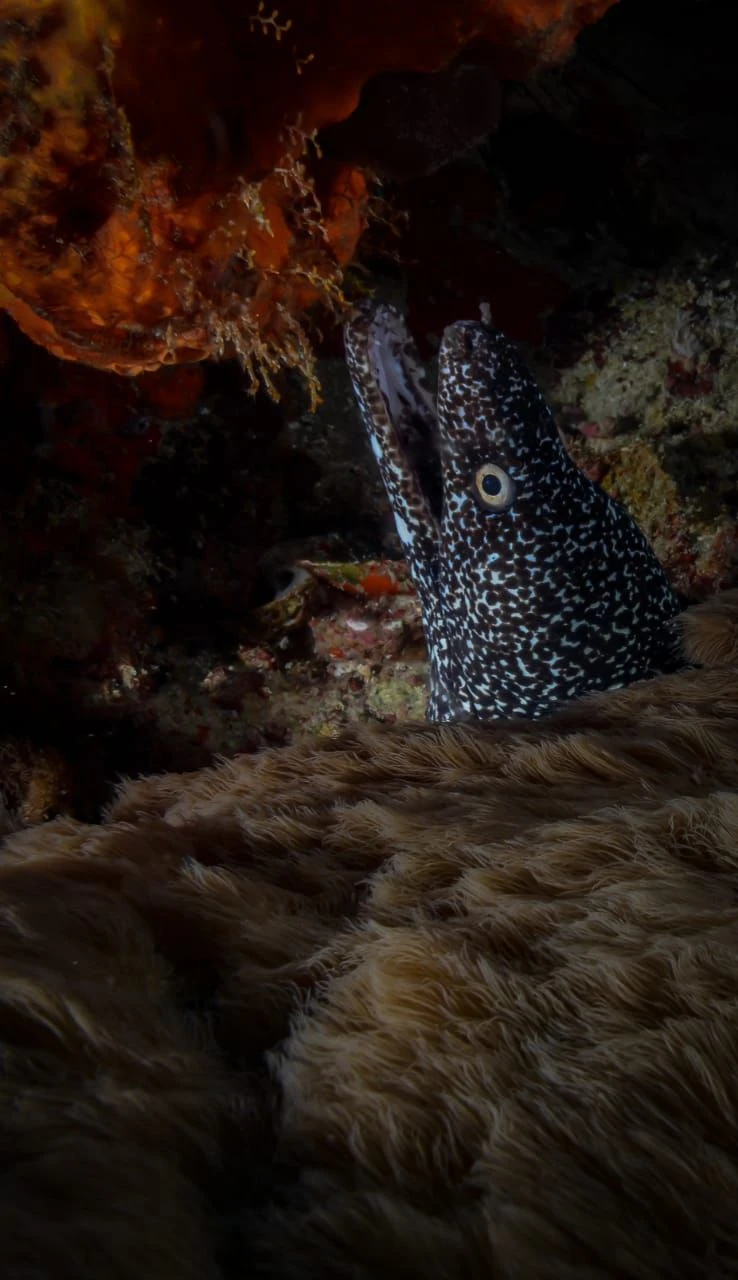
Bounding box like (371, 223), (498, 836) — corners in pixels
(472, 463), (516, 512)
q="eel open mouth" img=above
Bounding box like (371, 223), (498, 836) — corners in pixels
(345, 302), (444, 522)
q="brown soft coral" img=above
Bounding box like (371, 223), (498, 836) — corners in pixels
(0, 0), (618, 390)
(5, 591), (738, 1277)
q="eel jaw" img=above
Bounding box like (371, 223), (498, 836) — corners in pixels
(345, 302), (459, 715)
(344, 302), (443, 564)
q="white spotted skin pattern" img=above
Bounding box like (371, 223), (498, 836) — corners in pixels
(344, 303), (682, 723)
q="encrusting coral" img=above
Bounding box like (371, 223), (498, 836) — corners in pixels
(0, 0), (619, 394)
(4, 589), (738, 1276)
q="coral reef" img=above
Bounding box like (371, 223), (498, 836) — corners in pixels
(0, 0), (618, 387)
(5, 591), (738, 1276)
(0, 321), (430, 826)
(538, 256), (738, 598)
(0, 737), (71, 832)
(3, 0), (738, 823)
(5, 239), (738, 822)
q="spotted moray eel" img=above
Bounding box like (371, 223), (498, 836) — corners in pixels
(344, 302), (683, 722)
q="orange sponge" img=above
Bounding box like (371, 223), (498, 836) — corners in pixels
(0, 0), (618, 388)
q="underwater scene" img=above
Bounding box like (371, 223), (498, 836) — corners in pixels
(2, 2), (738, 1276)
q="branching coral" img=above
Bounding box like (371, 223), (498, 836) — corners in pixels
(0, 0), (619, 393)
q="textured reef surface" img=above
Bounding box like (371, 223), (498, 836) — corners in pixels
(5, 593), (738, 1275)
